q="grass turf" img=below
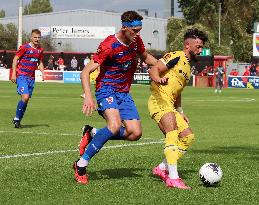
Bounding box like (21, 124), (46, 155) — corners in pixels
(0, 81), (258, 204)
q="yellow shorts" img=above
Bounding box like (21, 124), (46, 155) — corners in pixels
(90, 73), (98, 84)
(148, 95), (189, 133)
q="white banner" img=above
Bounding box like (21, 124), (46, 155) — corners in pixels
(50, 26), (115, 39)
(253, 33), (259, 56)
(39, 27), (51, 37)
(0, 69), (9, 81)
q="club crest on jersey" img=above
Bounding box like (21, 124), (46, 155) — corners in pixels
(20, 87), (25, 93)
(96, 47), (102, 54)
(163, 53), (171, 61)
(106, 97), (114, 104)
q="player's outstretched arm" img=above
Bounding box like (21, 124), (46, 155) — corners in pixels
(148, 60), (168, 84)
(80, 60), (99, 116)
(139, 51), (158, 66)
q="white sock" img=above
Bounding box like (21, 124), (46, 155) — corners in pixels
(168, 164), (179, 179)
(77, 158), (89, 167)
(14, 117), (20, 121)
(158, 159), (168, 171)
(90, 128), (98, 137)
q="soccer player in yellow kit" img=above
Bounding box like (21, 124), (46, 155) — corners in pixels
(148, 28), (208, 189)
(89, 54), (100, 84)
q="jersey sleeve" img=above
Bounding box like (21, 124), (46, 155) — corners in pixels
(16, 45), (26, 58)
(94, 40), (112, 65)
(136, 35), (145, 54)
(160, 52), (181, 69)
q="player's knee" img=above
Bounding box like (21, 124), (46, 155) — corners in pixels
(22, 95), (30, 103)
(107, 121), (121, 135)
(126, 130), (142, 141)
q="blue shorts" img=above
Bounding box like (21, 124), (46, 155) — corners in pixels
(97, 92), (140, 121)
(16, 76), (35, 97)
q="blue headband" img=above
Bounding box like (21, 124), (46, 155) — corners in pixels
(122, 20), (142, 27)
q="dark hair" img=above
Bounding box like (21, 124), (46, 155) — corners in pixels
(31, 29), (41, 35)
(121, 11), (143, 22)
(184, 28), (208, 43)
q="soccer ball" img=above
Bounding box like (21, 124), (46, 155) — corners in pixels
(199, 163), (223, 186)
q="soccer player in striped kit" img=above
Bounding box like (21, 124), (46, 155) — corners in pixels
(73, 11), (157, 184)
(11, 29), (45, 128)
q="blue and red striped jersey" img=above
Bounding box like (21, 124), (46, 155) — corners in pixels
(94, 34), (145, 93)
(16, 43), (44, 78)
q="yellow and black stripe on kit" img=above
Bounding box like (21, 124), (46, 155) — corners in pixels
(148, 51), (191, 124)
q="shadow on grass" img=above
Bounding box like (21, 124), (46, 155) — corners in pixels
(88, 167), (145, 180)
(193, 146), (259, 154)
(192, 146), (259, 160)
(22, 124), (50, 128)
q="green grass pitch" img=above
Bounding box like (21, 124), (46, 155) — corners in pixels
(0, 81), (258, 204)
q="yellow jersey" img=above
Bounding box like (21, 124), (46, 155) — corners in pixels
(150, 51), (191, 103)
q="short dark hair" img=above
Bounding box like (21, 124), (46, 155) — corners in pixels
(31, 29), (41, 35)
(184, 28), (208, 43)
(121, 11), (143, 22)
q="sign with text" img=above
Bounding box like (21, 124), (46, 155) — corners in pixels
(39, 27), (51, 37)
(51, 26), (115, 39)
(64, 71), (81, 83)
(44, 71), (63, 81)
(228, 76), (259, 89)
(132, 73), (151, 85)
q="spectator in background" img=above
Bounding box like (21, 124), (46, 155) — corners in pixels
(249, 63), (257, 76)
(84, 55), (90, 67)
(229, 68), (239, 76)
(242, 66), (250, 76)
(71, 56), (78, 71)
(47, 55), (54, 70)
(142, 61), (148, 73)
(136, 58), (142, 73)
(256, 64), (259, 76)
(215, 64), (224, 93)
(57, 57), (65, 71)
(0, 59), (7, 68)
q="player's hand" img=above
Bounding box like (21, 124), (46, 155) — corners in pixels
(158, 76), (169, 85)
(11, 75), (16, 83)
(181, 113), (190, 124)
(82, 96), (96, 116)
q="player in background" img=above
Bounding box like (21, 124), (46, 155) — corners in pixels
(73, 10), (158, 184)
(11, 29), (45, 128)
(148, 28), (208, 189)
(80, 54), (100, 98)
(215, 64), (224, 93)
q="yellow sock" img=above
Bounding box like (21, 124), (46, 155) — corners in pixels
(177, 134), (195, 159)
(164, 130), (181, 165)
(178, 134), (195, 150)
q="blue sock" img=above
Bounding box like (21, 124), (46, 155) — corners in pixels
(110, 127), (126, 140)
(15, 100), (27, 121)
(82, 127), (113, 161)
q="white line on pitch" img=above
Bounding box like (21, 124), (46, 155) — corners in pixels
(0, 130), (154, 140)
(0, 140), (163, 159)
(0, 130), (78, 136)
